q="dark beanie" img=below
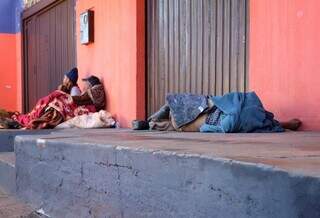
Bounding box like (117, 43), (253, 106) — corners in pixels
(65, 68), (79, 84)
(82, 75), (101, 87)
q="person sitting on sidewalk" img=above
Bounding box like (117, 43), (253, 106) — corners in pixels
(0, 74), (106, 129)
(58, 67), (81, 96)
(72, 75), (106, 111)
(17, 75), (106, 129)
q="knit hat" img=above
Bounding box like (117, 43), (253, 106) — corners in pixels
(65, 68), (79, 84)
(82, 75), (101, 87)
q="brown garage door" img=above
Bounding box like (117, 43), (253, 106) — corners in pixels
(147, 0), (248, 116)
(22, 0), (76, 111)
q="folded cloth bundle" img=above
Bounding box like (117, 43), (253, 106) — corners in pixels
(56, 110), (115, 129)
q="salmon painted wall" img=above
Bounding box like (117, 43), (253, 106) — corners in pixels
(0, 0), (22, 112)
(250, 0), (320, 130)
(76, 0), (145, 127)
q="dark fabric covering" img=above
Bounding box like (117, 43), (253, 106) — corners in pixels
(0, 109), (20, 129)
(200, 92), (284, 133)
(87, 84), (106, 111)
(205, 107), (222, 126)
(149, 120), (175, 131)
(166, 93), (208, 128)
(147, 104), (170, 122)
(0, 117), (21, 129)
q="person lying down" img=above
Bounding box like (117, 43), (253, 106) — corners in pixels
(135, 92), (301, 133)
(0, 69), (115, 130)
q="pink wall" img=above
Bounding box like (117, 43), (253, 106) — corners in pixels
(15, 33), (22, 112)
(76, 0), (145, 127)
(0, 33), (21, 112)
(0, 0), (22, 112)
(250, 0), (320, 130)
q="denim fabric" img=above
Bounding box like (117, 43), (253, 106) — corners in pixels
(166, 93), (208, 128)
(200, 92), (284, 133)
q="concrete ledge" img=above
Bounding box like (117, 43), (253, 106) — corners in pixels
(0, 129), (96, 152)
(14, 130), (320, 218)
(0, 130), (54, 152)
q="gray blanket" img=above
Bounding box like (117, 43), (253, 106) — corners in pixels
(166, 93), (208, 128)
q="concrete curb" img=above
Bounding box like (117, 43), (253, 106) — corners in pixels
(15, 135), (320, 218)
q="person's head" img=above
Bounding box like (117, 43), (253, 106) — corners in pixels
(64, 68), (78, 88)
(82, 75), (101, 91)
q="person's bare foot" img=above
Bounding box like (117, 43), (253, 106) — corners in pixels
(280, 119), (302, 131)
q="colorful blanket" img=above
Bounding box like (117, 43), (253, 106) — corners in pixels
(12, 90), (96, 129)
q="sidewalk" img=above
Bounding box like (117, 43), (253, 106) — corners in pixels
(0, 189), (33, 218)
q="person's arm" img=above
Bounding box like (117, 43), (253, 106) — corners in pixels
(72, 92), (93, 106)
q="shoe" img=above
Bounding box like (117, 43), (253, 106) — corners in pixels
(132, 120), (149, 130)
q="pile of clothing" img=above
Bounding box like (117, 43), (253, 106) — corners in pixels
(56, 110), (115, 129)
(146, 92), (285, 133)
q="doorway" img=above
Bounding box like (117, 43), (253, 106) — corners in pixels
(22, 0), (76, 111)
